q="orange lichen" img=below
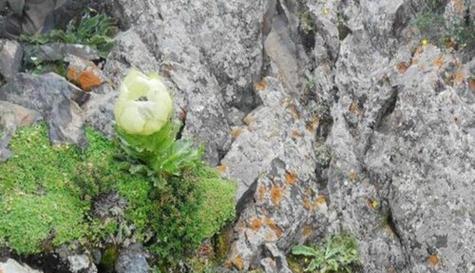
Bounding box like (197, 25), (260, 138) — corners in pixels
(349, 100), (362, 115)
(257, 185), (266, 202)
(427, 254), (440, 268)
(315, 195), (327, 207)
(348, 169), (358, 182)
(396, 62), (409, 74)
(469, 78), (475, 91)
(67, 66), (103, 91)
(78, 69), (103, 91)
(216, 164), (228, 174)
(453, 70), (465, 85)
(270, 185), (283, 206)
(265, 218), (284, 238)
(291, 129), (303, 140)
(231, 255), (245, 271)
(249, 218), (263, 231)
(285, 171), (298, 185)
(66, 67), (79, 80)
(255, 79), (268, 91)
(230, 127), (243, 139)
(243, 114), (256, 126)
(452, 0), (465, 13)
(303, 197), (313, 211)
(303, 225), (314, 238)
(287, 103), (300, 120)
(306, 116), (320, 132)
(432, 56), (444, 70)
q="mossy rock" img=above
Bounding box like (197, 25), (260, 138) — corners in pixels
(0, 123), (236, 269)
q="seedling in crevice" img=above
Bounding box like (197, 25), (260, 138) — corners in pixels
(291, 233), (360, 273)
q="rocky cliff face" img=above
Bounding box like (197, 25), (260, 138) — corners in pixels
(1, 0), (474, 272)
(93, 0), (474, 272)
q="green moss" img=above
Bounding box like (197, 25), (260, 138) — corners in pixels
(193, 170), (236, 239)
(0, 125), (87, 254)
(148, 165), (236, 266)
(99, 245), (120, 273)
(0, 124), (148, 254)
(0, 123), (236, 268)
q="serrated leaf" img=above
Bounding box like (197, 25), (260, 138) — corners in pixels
(292, 245), (319, 257)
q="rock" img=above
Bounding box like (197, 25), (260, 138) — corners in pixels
(56, 245), (98, 273)
(0, 101), (41, 161)
(0, 259), (42, 273)
(364, 45), (475, 273)
(115, 244), (149, 273)
(23, 43), (101, 63)
(0, 0), (88, 37)
(101, 0), (268, 164)
(67, 254), (97, 273)
(0, 73), (88, 147)
(0, 39), (23, 80)
(260, 243), (293, 273)
(66, 55), (105, 91)
(224, 78), (327, 271)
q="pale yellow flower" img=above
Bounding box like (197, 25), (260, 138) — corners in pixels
(114, 69), (173, 135)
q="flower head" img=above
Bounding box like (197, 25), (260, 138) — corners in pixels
(114, 69), (173, 135)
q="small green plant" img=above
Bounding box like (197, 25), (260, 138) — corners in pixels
(21, 11), (117, 75)
(21, 11), (116, 58)
(291, 233), (360, 273)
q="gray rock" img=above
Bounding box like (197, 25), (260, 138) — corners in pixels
(23, 43), (100, 63)
(364, 45), (475, 273)
(98, 0), (475, 272)
(0, 259), (42, 273)
(56, 244), (98, 273)
(67, 254), (97, 273)
(115, 244), (149, 273)
(0, 101), (41, 161)
(0, 73), (87, 147)
(225, 78), (327, 271)
(0, 39), (23, 79)
(101, 0), (268, 164)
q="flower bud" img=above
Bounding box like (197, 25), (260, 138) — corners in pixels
(114, 69), (173, 135)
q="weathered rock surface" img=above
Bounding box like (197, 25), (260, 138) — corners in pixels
(115, 244), (149, 273)
(94, 0), (475, 272)
(0, 73), (88, 147)
(0, 39), (23, 80)
(0, 259), (43, 273)
(56, 245), (98, 273)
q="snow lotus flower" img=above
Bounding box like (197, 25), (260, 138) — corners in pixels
(114, 69), (173, 135)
